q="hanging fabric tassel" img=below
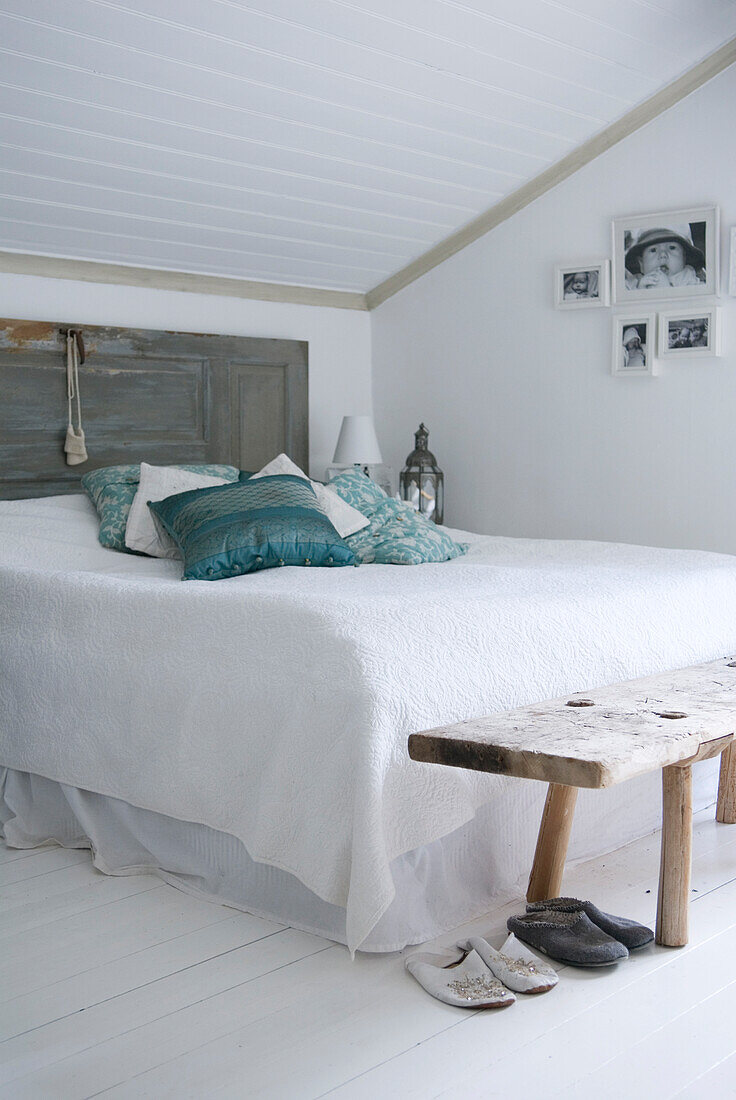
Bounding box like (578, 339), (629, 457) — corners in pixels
(64, 329), (88, 465)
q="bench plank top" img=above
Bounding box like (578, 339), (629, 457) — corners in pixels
(408, 657), (736, 789)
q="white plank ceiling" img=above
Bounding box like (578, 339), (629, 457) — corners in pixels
(0, 0), (735, 294)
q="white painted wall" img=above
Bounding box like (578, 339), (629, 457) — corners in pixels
(372, 66), (736, 554)
(0, 273), (372, 478)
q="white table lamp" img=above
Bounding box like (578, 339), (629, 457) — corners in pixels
(332, 415), (383, 469)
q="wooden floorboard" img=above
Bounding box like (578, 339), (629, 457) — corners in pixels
(0, 847), (89, 888)
(0, 842), (58, 866)
(674, 1048), (736, 1098)
(2, 808), (736, 1099)
(0, 914), (288, 1041)
(0, 858), (122, 916)
(564, 976), (736, 1099)
(0, 888), (238, 1006)
(0, 871), (161, 941)
(0, 929), (328, 1092)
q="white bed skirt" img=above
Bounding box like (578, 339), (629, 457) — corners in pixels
(0, 763), (720, 952)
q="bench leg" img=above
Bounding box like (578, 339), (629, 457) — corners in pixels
(656, 763), (693, 947)
(527, 783), (578, 903)
(716, 743), (736, 824)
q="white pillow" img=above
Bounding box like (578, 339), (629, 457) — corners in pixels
(251, 453), (369, 538)
(125, 463), (230, 557)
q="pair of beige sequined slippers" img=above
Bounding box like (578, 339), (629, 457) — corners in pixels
(405, 932), (558, 1009)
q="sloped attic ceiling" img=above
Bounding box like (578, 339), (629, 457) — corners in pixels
(0, 0), (735, 299)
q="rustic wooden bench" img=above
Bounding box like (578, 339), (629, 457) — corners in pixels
(408, 657), (736, 947)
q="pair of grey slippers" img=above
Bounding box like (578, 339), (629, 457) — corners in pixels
(507, 897), (654, 967)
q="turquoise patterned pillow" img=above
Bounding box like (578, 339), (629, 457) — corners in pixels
(345, 498), (467, 565)
(148, 474), (356, 581)
(326, 468), (389, 512)
(329, 468), (466, 565)
(81, 463), (239, 552)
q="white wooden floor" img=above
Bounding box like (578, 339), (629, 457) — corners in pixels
(2, 807), (736, 1099)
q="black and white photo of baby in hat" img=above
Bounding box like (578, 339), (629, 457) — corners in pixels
(624, 223), (706, 291)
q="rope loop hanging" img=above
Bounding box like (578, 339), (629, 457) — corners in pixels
(64, 329), (88, 465)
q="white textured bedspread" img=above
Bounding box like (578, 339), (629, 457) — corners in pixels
(3, 494), (736, 951)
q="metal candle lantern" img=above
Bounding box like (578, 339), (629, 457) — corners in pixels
(400, 423), (444, 525)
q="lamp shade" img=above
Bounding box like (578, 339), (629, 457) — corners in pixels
(332, 415), (383, 465)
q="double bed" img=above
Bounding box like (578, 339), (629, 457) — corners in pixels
(3, 491), (736, 952)
(3, 317), (735, 953)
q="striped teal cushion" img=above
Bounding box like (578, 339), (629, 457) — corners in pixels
(81, 463), (239, 552)
(148, 474), (356, 581)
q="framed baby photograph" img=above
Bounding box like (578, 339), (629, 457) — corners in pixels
(658, 307), (721, 359)
(612, 313), (658, 376)
(612, 206), (719, 304)
(554, 259), (610, 308)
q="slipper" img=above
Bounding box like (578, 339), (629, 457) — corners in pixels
(405, 947), (516, 1009)
(459, 933), (558, 993)
(507, 909), (629, 967)
(526, 897), (654, 950)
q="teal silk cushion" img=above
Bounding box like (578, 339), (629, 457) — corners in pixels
(148, 474), (356, 581)
(81, 463), (239, 552)
(329, 469), (466, 566)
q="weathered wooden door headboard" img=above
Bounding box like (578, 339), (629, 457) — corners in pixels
(0, 319), (308, 499)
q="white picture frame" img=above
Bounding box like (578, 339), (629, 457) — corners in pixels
(612, 206), (719, 304)
(554, 259), (610, 308)
(612, 313), (657, 376)
(729, 227), (736, 296)
(658, 307), (721, 359)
